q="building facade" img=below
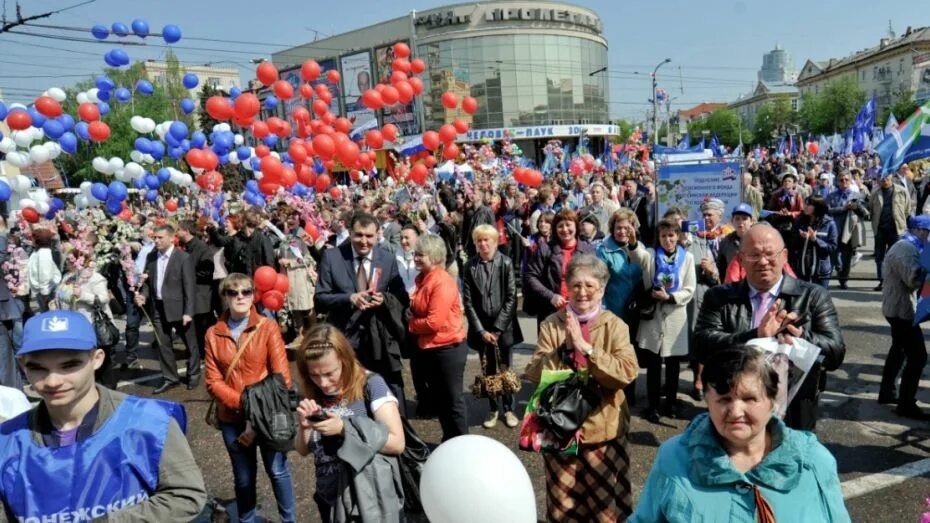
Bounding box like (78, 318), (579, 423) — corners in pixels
(796, 26), (930, 115)
(269, 1), (614, 162)
(143, 61), (242, 100)
(759, 45), (795, 84)
(728, 81), (799, 129)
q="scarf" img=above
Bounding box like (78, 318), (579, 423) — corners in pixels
(903, 231), (926, 253)
(654, 245), (687, 292)
(566, 304), (599, 369)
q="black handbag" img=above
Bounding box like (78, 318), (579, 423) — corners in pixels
(534, 372), (601, 446)
(92, 297), (120, 348)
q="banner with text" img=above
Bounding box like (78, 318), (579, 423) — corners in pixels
(657, 161), (742, 222)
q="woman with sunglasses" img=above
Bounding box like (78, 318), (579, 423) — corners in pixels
(204, 273), (297, 523)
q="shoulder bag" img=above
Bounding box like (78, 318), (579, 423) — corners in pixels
(205, 318), (266, 429)
(92, 297), (120, 349)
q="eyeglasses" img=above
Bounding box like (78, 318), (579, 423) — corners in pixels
(223, 288), (254, 298)
(741, 250), (785, 264)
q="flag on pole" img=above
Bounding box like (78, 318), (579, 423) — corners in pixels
(561, 143), (573, 171)
(677, 133), (690, 150)
(603, 142), (616, 172)
(710, 133), (722, 158)
(885, 112), (899, 135)
(875, 101), (930, 174)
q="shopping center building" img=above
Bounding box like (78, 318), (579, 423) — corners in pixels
(269, 1), (616, 164)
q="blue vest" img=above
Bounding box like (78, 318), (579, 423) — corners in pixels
(0, 395), (186, 522)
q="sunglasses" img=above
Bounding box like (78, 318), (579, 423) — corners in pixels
(223, 288), (254, 298)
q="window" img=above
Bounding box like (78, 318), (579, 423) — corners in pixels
(207, 76), (222, 88)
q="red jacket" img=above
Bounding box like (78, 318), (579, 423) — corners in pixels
(409, 267), (466, 349)
(205, 308), (292, 423)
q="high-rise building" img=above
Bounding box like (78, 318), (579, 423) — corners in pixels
(759, 44), (795, 83)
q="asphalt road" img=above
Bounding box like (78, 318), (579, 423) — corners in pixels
(103, 234), (930, 522)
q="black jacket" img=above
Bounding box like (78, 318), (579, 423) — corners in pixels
(211, 228), (275, 276)
(357, 292), (407, 374)
(242, 373), (296, 453)
(461, 204), (495, 257)
(523, 239), (596, 318)
(462, 251), (524, 349)
(181, 237), (215, 315)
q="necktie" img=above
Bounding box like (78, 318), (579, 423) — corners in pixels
(752, 291), (770, 329)
(356, 256), (369, 292)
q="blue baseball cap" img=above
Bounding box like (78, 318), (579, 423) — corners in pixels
(18, 311), (97, 356)
(732, 203), (754, 217)
(909, 215), (930, 231)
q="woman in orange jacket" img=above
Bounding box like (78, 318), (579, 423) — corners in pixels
(408, 234), (468, 441)
(204, 273), (296, 523)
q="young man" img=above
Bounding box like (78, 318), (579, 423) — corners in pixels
(0, 311), (206, 521)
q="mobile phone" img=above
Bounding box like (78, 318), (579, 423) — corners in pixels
(776, 313), (809, 335)
(307, 412), (328, 423)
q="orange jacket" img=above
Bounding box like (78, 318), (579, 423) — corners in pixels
(205, 308), (292, 423)
(409, 267), (466, 349)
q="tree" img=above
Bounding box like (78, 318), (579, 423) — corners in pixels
(797, 76), (865, 134)
(686, 109), (751, 147)
(887, 89), (920, 123)
(610, 119), (635, 144)
(753, 98), (797, 145)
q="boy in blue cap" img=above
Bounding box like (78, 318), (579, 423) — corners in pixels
(0, 311), (206, 521)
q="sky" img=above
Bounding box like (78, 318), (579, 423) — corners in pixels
(0, 0), (927, 122)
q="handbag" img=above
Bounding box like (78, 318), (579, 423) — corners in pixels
(533, 372), (601, 446)
(205, 318), (266, 430)
(472, 343), (522, 399)
(92, 297), (120, 349)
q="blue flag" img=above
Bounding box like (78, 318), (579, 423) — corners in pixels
(677, 133), (690, 150)
(710, 133), (722, 158)
(561, 143), (572, 171)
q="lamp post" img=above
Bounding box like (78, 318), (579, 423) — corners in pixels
(652, 58), (671, 145)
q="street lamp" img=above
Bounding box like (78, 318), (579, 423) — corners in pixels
(652, 58), (671, 145)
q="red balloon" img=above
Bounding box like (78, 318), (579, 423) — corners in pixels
(21, 208), (39, 223)
(439, 124), (457, 144)
(350, 170), (362, 182)
(254, 266), (278, 292)
(395, 81), (414, 103)
(392, 58), (411, 74)
(408, 77), (424, 95)
(234, 93), (260, 119)
(260, 156), (284, 180)
(525, 170), (543, 187)
(251, 121), (270, 139)
(361, 89), (384, 110)
(315, 173), (331, 192)
(366, 130), (384, 149)
(411, 58), (426, 75)
(256, 62), (279, 87)
(165, 199), (178, 212)
(326, 69), (341, 84)
(380, 85), (400, 105)
(5, 110), (31, 131)
(279, 167), (297, 188)
(299, 83), (314, 100)
(78, 102), (100, 122)
(382, 124), (398, 142)
(807, 142), (819, 155)
(186, 149), (206, 169)
(423, 131), (440, 151)
(255, 144), (270, 158)
(338, 142), (361, 167)
(289, 141), (308, 163)
(390, 71), (408, 85)
(312, 99), (328, 117)
(393, 42), (410, 59)
(276, 121), (292, 138)
(259, 181), (281, 195)
(201, 150), (219, 171)
(313, 134), (336, 160)
(291, 106), (310, 123)
(34, 96), (62, 118)
(442, 143), (460, 160)
(441, 92), (458, 110)
(410, 163), (428, 186)
(334, 117), (352, 134)
(453, 119), (469, 134)
(202, 170), (224, 192)
(462, 96), (478, 115)
(267, 117), (286, 136)
(273, 273), (290, 294)
(424, 155), (437, 168)
(304, 222), (320, 241)
(321, 112), (336, 126)
(88, 121), (110, 142)
(329, 186), (342, 199)
(301, 60), (321, 81)
(513, 167), (528, 184)
(273, 80), (294, 100)
(234, 116), (255, 128)
(262, 290), (285, 311)
(206, 96), (234, 121)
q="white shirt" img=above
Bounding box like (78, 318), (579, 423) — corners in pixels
(27, 248), (62, 295)
(396, 251), (419, 295)
(335, 230), (349, 246)
(0, 385), (31, 422)
(156, 246), (174, 300)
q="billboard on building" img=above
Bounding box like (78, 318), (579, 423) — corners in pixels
(914, 53), (930, 105)
(374, 42), (420, 137)
(340, 51), (378, 131)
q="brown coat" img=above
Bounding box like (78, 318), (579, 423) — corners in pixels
(525, 309), (639, 445)
(205, 308), (292, 423)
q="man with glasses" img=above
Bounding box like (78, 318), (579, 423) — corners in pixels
(695, 223), (846, 431)
(828, 171), (871, 289)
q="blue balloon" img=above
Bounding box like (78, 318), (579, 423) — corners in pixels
(0, 102), (6, 121)
(75, 121), (90, 141)
(180, 98), (195, 114)
(229, 87), (241, 99)
(182, 73), (198, 89)
(162, 24), (182, 44)
(136, 80), (154, 95)
(105, 198), (123, 215)
(111, 22), (129, 37)
(110, 48), (130, 66)
(50, 198), (64, 211)
(27, 107), (47, 128)
(91, 24), (109, 40)
(96, 89), (111, 102)
(169, 121), (188, 141)
(42, 119), (65, 140)
(145, 189), (159, 202)
(131, 176), (146, 190)
(95, 76), (115, 91)
(313, 160), (325, 174)
(108, 181), (128, 201)
(56, 114), (75, 131)
(215, 131), (234, 149)
(131, 19), (149, 38)
(245, 179), (259, 192)
(164, 132), (181, 148)
(169, 147), (183, 160)
(59, 132), (77, 154)
(97, 102), (110, 116)
(134, 137), (152, 154)
(0, 182), (11, 202)
(103, 51), (119, 67)
(264, 96), (278, 109)
(263, 135), (278, 147)
(237, 146), (251, 161)
(181, 139), (191, 152)
(157, 168), (171, 183)
(190, 131), (206, 149)
(144, 174), (160, 190)
(250, 157), (262, 171)
(114, 87), (132, 103)
(91, 182), (109, 201)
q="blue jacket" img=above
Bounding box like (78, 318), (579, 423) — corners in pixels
(595, 237), (642, 324)
(630, 413), (850, 523)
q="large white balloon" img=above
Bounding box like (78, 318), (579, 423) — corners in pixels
(28, 145), (50, 164)
(108, 157), (124, 172)
(13, 175), (32, 193)
(74, 194), (89, 209)
(43, 142), (61, 160)
(18, 198), (35, 210)
(12, 130), (34, 148)
(129, 150), (144, 163)
(35, 201), (50, 215)
(47, 87), (66, 102)
(130, 116), (146, 134)
(4, 152), (30, 169)
(124, 162), (145, 179)
(142, 118), (156, 133)
(76, 92), (89, 105)
(87, 88), (100, 103)
(420, 436), (536, 523)
(234, 134), (244, 145)
(0, 137), (15, 154)
(92, 157), (111, 174)
(80, 181), (94, 194)
(113, 169), (129, 182)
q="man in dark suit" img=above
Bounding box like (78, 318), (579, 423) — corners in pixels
(135, 223), (200, 394)
(315, 212), (409, 407)
(177, 220), (216, 359)
(695, 223), (846, 431)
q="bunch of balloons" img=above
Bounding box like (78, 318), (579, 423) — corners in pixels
(253, 266), (288, 311)
(91, 20), (181, 44)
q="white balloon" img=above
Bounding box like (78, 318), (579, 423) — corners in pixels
(8, 103), (26, 111)
(129, 150), (144, 163)
(228, 153), (240, 165)
(253, 171), (264, 180)
(18, 198), (35, 210)
(35, 201), (49, 215)
(234, 134), (244, 145)
(92, 157), (111, 174)
(142, 118), (156, 133)
(32, 189), (49, 203)
(74, 194), (89, 209)
(47, 87), (66, 102)
(108, 157), (124, 172)
(113, 169), (129, 182)
(43, 142), (61, 160)
(181, 173), (193, 186)
(4, 152), (30, 169)
(420, 436), (536, 523)
(12, 131), (34, 148)
(215, 123), (231, 133)
(130, 116), (145, 134)
(80, 181), (94, 194)
(360, 174), (369, 183)
(243, 160), (254, 171)
(76, 92), (89, 105)
(29, 127), (45, 141)
(0, 137), (15, 153)
(191, 167), (204, 175)
(142, 154), (155, 164)
(125, 162), (145, 179)
(87, 88), (100, 103)
(29, 145), (50, 164)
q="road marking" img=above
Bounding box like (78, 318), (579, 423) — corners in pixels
(841, 458), (930, 499)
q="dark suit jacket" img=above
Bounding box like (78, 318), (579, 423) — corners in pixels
(182, 237), (215, 315)
(141, 247), (196, 323)
(314, 243), (407, 348)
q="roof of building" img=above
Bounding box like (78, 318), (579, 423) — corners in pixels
(797, 26), (930, 83)
(678, 102), (727, 119)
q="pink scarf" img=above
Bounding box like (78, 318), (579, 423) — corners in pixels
(566, 304), (599, 368)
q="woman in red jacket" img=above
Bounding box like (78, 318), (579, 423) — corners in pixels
(409, 234), (468, 441)
(204, 273), (296, 523)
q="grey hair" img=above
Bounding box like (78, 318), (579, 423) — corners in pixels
(414, 234), (447, 266)
(565, 254), (609, 288)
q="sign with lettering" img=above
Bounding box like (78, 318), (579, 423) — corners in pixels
(657, 161), (743, 222)
(461, 124), (618, 141)
(415, 10), (472, 29)
(484, 7), (602, 32)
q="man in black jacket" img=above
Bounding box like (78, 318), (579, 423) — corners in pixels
(695, 223), (846, 431)
(177, 221), (216, 359)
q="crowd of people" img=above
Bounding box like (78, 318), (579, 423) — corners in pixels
(8, 145), (930, 522)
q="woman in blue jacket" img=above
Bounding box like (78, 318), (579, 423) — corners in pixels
(790, 195), (838, 289)
(631, 347), (850, 523)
